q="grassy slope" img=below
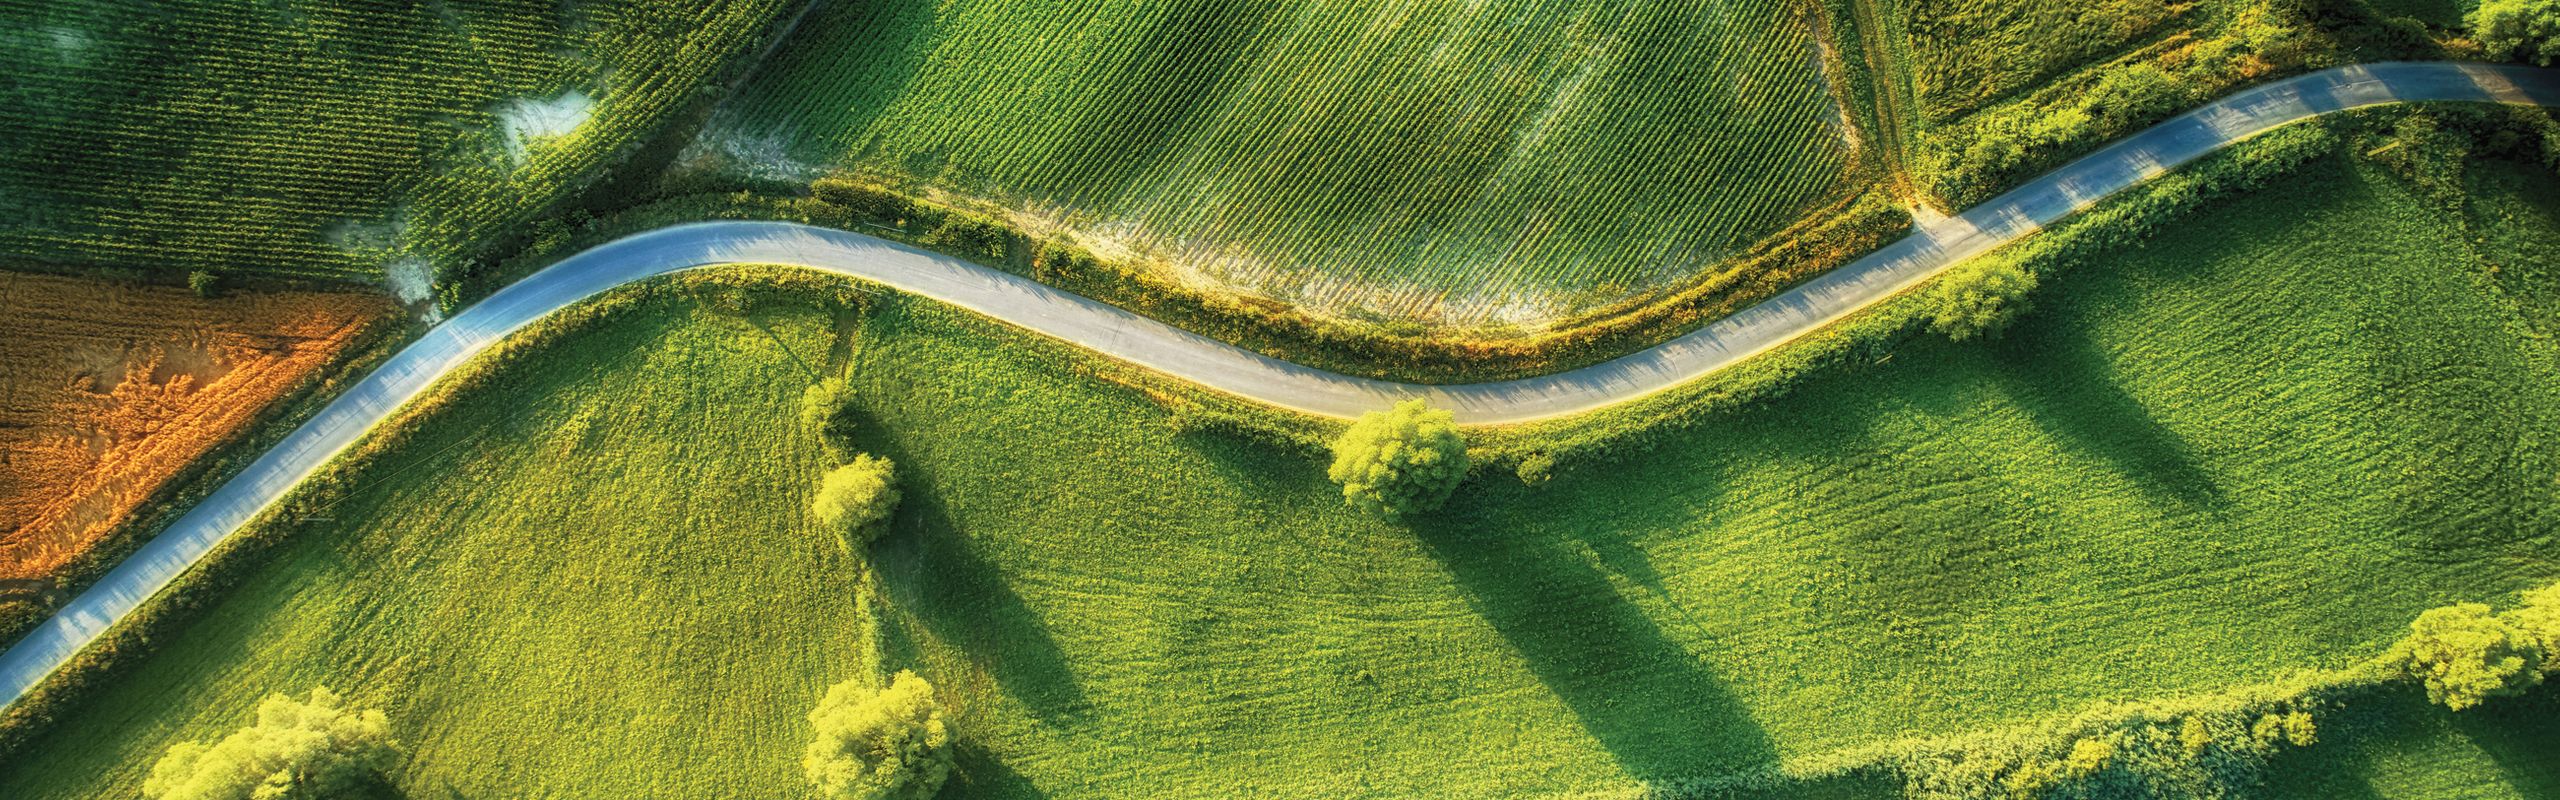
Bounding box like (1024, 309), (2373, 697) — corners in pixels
(717, 0), (1856, 322)
(4, 154), (2559, 797)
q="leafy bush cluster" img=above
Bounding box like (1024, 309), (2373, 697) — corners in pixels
(2391, 583), (2560, 710)
(1898, 691), (2320, 800)
(1927, 260), (2039, 342)
(2471, 0), (2560, 65)
(805, 670), (952, 800)
(800, 377), (862, 456)
(1327, 399), (1470, 517)
(814, 455), (902, 549)
(144, 687), (400, 800)
(1915, 0), (2321, 207)
(800, 377), (902, 549)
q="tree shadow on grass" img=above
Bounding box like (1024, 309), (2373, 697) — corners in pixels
(2454, 690), (2560, 798)
(1986, 322), (2226, 513)
(852, 408), (1093, 726)
(947, 739), (1048, 800)
(1406, 510), (1776, 782)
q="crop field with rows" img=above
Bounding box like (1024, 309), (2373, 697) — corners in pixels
(0, 0), (788, 287)
(0, 271), (387, 605)
(714, 0), (1861, 325)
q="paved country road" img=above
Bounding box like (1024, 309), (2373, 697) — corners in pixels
(3, 62), (2557, 712)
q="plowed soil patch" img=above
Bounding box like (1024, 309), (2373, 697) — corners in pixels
(0, 272), (390, 583)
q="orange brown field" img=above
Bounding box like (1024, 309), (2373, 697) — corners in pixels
(0, 271), (392, 586)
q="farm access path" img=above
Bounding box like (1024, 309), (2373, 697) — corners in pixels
(3, 62), (2557, 712)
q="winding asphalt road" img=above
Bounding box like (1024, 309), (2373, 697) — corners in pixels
(3, 62), (2557, 712)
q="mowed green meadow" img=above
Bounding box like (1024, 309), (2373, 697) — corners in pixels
(6, 152), (2560, 797)
(716, 0), (1859, 321)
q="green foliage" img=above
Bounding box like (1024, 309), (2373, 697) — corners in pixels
(2393, 603), (2545, 711)
(812, 455), (900, 547)
(2505, 583), (2560, 660)
(2471, 0), (2560, 65)
(803, 671), (951, 800)
(1927, 259), (2038, 341)
(1327, 399), (1469, 516)
(2372, 113), (2474, 210)
(799, 377), (860, 453)
(725, 0), (1858, 318)
(1899, 692), (2321, 800)
(142, 687), (398, 800)
(186, 270), (222, 298)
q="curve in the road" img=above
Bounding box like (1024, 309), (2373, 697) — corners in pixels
(3, 62), (2557, 713)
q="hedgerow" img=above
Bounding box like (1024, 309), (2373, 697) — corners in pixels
(802, 176), (1911, 383)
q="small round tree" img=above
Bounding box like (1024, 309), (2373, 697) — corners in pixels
(812, 455), (900, 547)
(1928, 260), (2038, 342)
(2395, 602), (2545, 711)
(2472, 0), (2560, 66)
(1328, 398), (1469, 517)
(144, 687), (401, 800)
(804, 670), (952, 800)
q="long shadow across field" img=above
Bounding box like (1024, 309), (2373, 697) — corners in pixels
(855, 407), (1094, 725)
(2457, 691), (2560, 797)
(1407, 508), (1775, 781)
(1988, 322), (2225, 513)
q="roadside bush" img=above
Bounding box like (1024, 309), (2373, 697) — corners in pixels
(804, 670), (951, 800)
(1328, 399), (1470, 517)
(1928, 260), (2039, 342)
(2371, 113), (2472, 210)
(799, 377), (859, 453)
(812, 455), (900, 547)
(2392, 602), (2545, 710)
(2084, 64), (2191, 130)
(143, 687), (400, 800)
(187, 270), (222, 298)
(2471, 0), (2560, 66)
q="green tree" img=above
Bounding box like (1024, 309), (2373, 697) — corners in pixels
(813, 455), (900, 546)
(2504, 582), (2560, 665)
(800, 377), (859, 453)
(804, 670), (952, 800)
(2394, 602), (2545, 710)
(144, 687), (401, 800)
(187, 270), (222, 299)
(1328, 398), (1470, 517)
(2472, 0), (2560, 66)
(1928, 259), (2038, 342)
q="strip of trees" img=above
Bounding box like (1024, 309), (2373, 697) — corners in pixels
(143, 687), (400, 800)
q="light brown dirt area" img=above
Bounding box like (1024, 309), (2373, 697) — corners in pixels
(0, 271), (391, 587)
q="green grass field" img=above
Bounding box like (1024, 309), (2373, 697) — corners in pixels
(4, 150), (2558, 797)
(712, 0), (1861, 324)
(0, 0), (784, 285)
